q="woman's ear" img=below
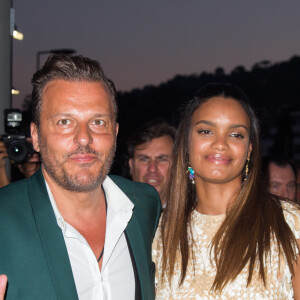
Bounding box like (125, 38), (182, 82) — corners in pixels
(247, 143), (252, 160)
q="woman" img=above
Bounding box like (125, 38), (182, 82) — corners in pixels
(153, 83), (300, 299)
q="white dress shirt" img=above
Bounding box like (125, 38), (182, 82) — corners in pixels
(45, 176), (135, 300)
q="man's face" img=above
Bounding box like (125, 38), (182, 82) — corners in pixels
(269, 162), (296, 200)
(31, 79), (118, 193)
(129, 136), (174, 205)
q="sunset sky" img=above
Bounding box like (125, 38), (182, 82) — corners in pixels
(12, 0), (300, 108)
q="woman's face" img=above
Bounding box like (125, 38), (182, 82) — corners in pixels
(188, 97), (252, 185)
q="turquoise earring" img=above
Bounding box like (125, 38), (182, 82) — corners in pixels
(187, 163), (195, 184)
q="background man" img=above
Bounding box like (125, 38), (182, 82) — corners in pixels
(127, 119), (176, 207)
(0, 55), (160, 299)
(0, 139), (40, 188)
(263, 156), (297, 202)
(0, 141), (9, 187)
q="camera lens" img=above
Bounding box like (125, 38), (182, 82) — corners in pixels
(8, 141), (27, 163)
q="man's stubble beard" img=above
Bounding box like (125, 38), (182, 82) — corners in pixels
(38, 133), (116, 193)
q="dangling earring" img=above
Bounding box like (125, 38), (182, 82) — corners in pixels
(244, 158), (250, 181)
(187, 163), (195, 184)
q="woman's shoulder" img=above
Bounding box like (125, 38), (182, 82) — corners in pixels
(281, 200), (300, 239)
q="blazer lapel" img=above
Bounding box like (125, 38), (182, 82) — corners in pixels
(125, 213), (152, 300)
(28, 169), (78, 300)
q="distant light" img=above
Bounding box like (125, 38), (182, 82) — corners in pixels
(13, 30), (23, 41)
(11, 89), (20, 95)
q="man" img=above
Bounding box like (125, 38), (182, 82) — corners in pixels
(0, 139), (41, 188)
(0, 55), (161, 299)
(127, 119), (176, 207)
(263, 157), (297, 201)
(0, 141), (9, 187)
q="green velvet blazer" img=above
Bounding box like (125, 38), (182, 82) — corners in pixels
(0, 168), (161, 299)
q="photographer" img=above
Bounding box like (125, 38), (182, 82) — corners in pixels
(0, 109), (41, 188)
(0, 140), (9, 188)
(0, 137), (40, 188)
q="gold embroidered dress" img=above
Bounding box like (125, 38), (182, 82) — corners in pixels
(153, 202), (300, 299)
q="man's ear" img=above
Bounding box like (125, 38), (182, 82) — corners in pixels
(128, 158), (133, 175)
(30, 122), (40, 152)
(115, 122), (119, 137)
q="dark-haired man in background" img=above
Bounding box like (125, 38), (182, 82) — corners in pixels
(263, 157), (297, 202)
(127, 119), (176, 207)
(0, 55), (160, 300)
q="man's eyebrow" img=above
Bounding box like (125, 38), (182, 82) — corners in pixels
(50, 113), (111, 118)
(157, 154), (171, 158)
(136, 154), (149, 158)
(91, 113), (112, 118)
(50, 113), (73, 118)
(194, 120), (249, 131)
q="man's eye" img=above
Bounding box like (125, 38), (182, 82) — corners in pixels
(92, 119), (105, 126)
(58, 119), (71, 125)
(270, 183), (279, 189)
(140, 157), (149, 162)
(157, 157), (168, 162)
(287, 183), (296, 190)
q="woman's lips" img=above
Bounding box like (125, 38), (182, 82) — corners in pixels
(206, 155), (231, 165)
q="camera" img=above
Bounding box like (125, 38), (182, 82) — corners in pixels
(1, 109), (34, 163)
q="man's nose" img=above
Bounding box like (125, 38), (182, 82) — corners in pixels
(279, 186), (289, 199)
(74, 124), (92, 146)
(147, 160), (158, 172)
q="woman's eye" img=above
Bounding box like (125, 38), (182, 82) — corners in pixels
(58, 119), (71, 125)
(230, 133), (244, 139)
(198, 129), (211, 135)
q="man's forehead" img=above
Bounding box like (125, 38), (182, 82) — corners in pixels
(40, 80), (114, 114)
(135, 152), (171, 158)
(269, 164), (295, 181)
(134, 138), (173, 157)
(42, 79), (111, 97)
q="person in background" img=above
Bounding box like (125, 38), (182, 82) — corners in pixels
(127, 119), (176, 207)
(153, 83), (300, 299)
(0, 141), (9, 188)
(0, 138), (41, 188)
(263, 157), (297, 202)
